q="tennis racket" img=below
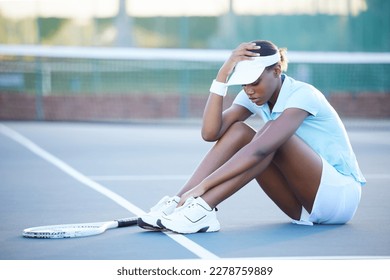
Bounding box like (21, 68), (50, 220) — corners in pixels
(22, 217), (138, 239)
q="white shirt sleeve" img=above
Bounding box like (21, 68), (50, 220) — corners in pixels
(285, 85), (321, 117)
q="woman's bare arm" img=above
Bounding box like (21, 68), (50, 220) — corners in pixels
(179, 108), (309, 205)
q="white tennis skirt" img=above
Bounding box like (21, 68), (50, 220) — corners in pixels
(294, 156), (362, 226)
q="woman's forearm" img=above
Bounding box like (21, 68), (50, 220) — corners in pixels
(201, 93), (224, 141)
(201, 69), (232, 141)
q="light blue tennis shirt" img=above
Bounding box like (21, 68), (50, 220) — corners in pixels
(233, 74), (366, 186)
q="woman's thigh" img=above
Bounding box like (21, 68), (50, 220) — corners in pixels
(257, 133), (323, 217)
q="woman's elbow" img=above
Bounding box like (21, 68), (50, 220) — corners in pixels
(201, 129), (220, 142)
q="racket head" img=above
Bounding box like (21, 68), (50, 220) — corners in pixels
(22, 221), (116, 239)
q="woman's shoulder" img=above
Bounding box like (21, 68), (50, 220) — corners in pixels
(285, 75), (318, 92)
(284, 75), (325, 103)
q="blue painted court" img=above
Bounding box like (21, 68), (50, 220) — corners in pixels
(0, 120), (389, 260)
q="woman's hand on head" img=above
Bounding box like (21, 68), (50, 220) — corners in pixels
(231, 42), (261, 62)
(217, 42), (261, 81)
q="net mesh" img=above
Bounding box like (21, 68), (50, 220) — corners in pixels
(1, 45), (389, 120)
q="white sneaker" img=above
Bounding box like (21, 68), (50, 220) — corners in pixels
(138, 195), (180, 230)
(157, 197), (220, 234)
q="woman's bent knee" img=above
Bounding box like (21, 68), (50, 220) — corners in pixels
(221, 122), (256, 146)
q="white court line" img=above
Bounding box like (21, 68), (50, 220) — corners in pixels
(0, 124), (219, 260)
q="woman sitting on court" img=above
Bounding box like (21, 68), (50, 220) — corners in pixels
(137, 40), (366, 234)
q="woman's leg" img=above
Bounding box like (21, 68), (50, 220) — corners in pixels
(138, 121), (257, 231)
(176, 121), (256, 196)
(199, 123), (322, 221)
(259, 134), (322, 216)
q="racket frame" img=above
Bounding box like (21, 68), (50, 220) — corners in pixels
(22, 217), (138, 239)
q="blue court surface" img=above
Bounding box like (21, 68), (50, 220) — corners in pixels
(0, 119), (389, 261)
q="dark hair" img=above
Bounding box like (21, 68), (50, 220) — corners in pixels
(251, 40), (288, 72)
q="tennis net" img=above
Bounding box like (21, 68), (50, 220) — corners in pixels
(1, 45), (389, 120)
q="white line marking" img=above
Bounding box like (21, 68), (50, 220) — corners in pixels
(89, 175), (189, 181)
(0, 124), (219, 260)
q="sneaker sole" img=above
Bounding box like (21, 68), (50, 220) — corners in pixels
(157, 219), (219, 234)
(137, 217), (163, 231)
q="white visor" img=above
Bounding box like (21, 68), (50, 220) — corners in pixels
(227, 52), (281, 86)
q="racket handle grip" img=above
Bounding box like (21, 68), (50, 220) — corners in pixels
(116, 217), (138, 227)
